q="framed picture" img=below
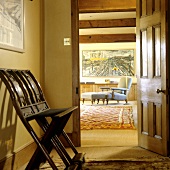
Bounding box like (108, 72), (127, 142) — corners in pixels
(0, 0), (24, 52)
(82, 50), (135, 77)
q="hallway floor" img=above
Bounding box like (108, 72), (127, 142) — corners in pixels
(81, 129), (138, 147)
(19, 100), (170, 170)
(80, 100), (138, 147)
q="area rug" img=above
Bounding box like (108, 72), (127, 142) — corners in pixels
(41, 146), (170, 170)
(82, 160), (170, 169)
(80, 105), (135, 130)
(40, 160), (170, 170)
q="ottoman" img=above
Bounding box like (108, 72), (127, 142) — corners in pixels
(81, 92), (108, 105)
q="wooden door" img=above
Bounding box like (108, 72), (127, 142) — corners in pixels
(136, 0), (169, 156)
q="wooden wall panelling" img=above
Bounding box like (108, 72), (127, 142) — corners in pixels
(93, 84), (103, 92)
(80, 84), (94, 94)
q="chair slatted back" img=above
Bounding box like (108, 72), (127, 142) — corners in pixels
(0, 69), (49, 121)
(0, 69), (35, 131)
(0, 70), (27, 107)
(16, 70), (49, 113)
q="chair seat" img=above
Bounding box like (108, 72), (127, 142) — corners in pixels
(107, 92), (127, 101)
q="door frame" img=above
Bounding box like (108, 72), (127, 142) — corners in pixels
(71, 1), (170, 153)
(71, 0), (81, 146)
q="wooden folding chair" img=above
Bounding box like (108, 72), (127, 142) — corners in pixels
(0, 69), (85, 170)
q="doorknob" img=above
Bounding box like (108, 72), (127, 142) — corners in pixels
(156, 89), (165, 94)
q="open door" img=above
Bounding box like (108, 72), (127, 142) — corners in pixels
(136, 0), (169, 156)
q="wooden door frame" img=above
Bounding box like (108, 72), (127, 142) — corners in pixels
(71, 0), (81, 146)
(167, 0), (170, 155)
(71, 0), (170, 151)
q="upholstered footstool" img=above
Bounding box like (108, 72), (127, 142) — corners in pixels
(81, 92), (108, 105)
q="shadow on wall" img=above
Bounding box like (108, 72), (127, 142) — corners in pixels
(0, 80), (17, 170)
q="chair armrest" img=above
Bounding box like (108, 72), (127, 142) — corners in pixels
(100, 87), (111, 91)
(111, 87), (129, 91)
(111, 87), (129, 95)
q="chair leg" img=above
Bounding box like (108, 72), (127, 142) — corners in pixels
(62, 130), (78, 155)
(102, 99), (105, 104)
(106, 99), (109, 105)
(26, 130), (58, 170)
(27, 114), (73, 169)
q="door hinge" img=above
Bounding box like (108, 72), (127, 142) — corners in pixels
(76, 87), (79, 94)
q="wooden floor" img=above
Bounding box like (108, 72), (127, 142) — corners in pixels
(80, 100), (138, 147)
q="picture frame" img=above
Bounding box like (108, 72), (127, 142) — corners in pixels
(82, 49), (134, 77)
(0, 0), (24, 53)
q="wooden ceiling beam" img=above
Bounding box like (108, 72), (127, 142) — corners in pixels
(79, 18), (136, 29)
(78, 0), (136, 13)
(79, 34), (136, 43)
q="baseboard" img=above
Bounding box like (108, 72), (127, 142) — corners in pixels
(0, 142), (36, 170)
(0, 133), (73, 170)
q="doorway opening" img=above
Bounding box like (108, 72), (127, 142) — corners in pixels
(80, 100), (138, 147)
(79, 11), (138, 147)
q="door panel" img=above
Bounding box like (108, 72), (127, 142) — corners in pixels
(136, 0), (169, 156)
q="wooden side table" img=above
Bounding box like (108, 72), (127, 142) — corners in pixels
(100, 87), (111, 91)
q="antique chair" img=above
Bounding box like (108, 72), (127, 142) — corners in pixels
(106, 76), (133, 104)
(0, 69), (85, 170)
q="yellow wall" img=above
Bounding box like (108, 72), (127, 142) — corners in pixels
(44, 0), (72, 108)
(0, 0), (74, 162)
(0, 0), (41, 160)
(44, 0), (73, 133)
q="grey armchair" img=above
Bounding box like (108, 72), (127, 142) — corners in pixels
(106, 77), (132, 104)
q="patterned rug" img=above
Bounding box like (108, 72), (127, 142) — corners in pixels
(40, 159), (170, 170)
(80, 105), (135, 130)
(40, 146), (170, 170)
(82, 160), (170, 169)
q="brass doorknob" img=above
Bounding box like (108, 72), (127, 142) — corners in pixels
(156, 89), (165, 94)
